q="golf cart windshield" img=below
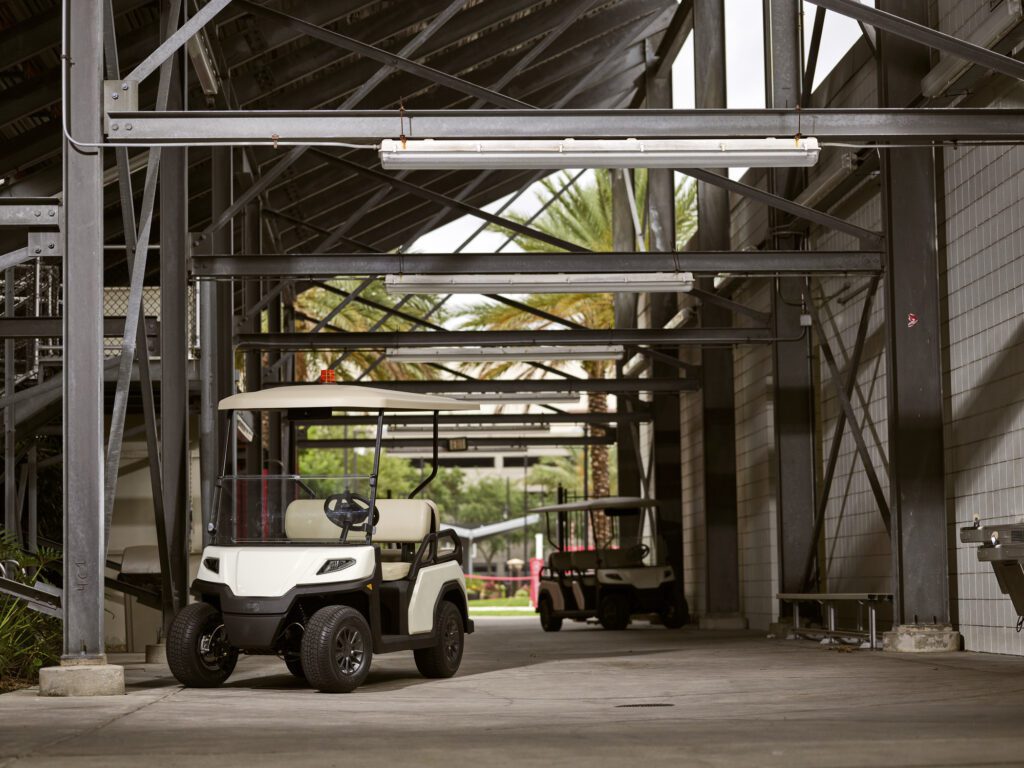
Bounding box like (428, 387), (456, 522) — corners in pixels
(211, 385), (476, 546)
(212, 474), (378, 546)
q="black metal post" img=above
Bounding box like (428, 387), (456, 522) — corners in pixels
(158, 0), (189, 630)
(878, 0), (951, 628)
(696, 0), (742, 622)
(644, 42), (685, 592)
(242, 176), (263, 475)
(764, 0), (818, 607)
(200, 146), (231, 547)
(613, 169), (643, 543)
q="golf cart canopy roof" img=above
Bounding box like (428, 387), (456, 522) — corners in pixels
(218, 385), (478, 413)
(529, 496), (659, 514)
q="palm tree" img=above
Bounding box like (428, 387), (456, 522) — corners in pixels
(293, 278), (445, 383)
(458, 170), (697, 547)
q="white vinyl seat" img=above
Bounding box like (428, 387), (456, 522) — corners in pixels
(381, 562), (412, 581)
(284, 497), (438, 581)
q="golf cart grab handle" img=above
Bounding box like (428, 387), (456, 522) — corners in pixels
(408, 529), (463, 582)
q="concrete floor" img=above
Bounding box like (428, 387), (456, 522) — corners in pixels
(2, 617), (1024, 767)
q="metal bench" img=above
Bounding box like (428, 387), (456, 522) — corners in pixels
(777, 592), (894, 649)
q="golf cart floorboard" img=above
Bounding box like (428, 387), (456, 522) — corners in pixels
(552, 610), (596, 620)
(377, 633), (438, 653)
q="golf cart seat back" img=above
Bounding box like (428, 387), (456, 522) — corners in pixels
(548, 550), (599, 571)
(599, 544), (647, 568)
(283, 498), (438, 581)
(548, 544), (647, 572)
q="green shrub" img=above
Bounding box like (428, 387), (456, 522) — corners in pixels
(480, 581), (506, 600)
(514, 587), (530, 599)
(0, 533), (62, 690)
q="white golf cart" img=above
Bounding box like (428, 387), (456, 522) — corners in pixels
(167, 384), (477, 693)
(533, 496), (689, 631)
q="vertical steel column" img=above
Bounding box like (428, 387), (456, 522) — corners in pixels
(878, 0), (950, 627)
(765, 0), (817, 601)
(27, 444), (37, 553)
(645, 60), (684, 585)
(4, 266), (15, 541)
(199, 147), (231, 546)
(695, 0), (741, 619)
(159, 0), (189, 628)
(267, 288), (283, 472)
(242, 186), (262, 474)
(613, 171), (641, 542)
(215, 156), (234, 423)
(286, 287), (298, 474)
(62, 0), (105, 659)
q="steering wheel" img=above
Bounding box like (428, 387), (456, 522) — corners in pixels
(323, 490), (380, 542)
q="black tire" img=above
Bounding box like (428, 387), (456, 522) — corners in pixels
(284, 655), (305, 679)
(539, 594), (562, 632)
(659, 586), (690, 629)
(414, 601), (464, 679)
(301, 606), (373, 693)
(598, 592), (631, 631)
(167, 602), (238, 688)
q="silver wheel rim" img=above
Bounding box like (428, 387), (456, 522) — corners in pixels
(198, 623), (229, 671)
(334, 626), (365, 676)
(443, 614), (460, 664)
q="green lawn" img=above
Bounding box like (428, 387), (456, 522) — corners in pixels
(468, 596), (531, 608)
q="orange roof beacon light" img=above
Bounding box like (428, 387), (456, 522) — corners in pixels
(320, 369), (336, 383)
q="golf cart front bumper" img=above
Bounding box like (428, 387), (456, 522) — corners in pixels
(191, 577), (370, 650)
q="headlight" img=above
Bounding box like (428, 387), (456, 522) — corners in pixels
(202, 557), (220, 574)
(317, 558), (356, 576)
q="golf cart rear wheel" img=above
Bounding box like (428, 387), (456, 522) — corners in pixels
(598, 592), (631, 631)
(539, 595), (562, 632)
(659, 586), (690, 629)
(284, 655), (305, 678)
(301, 606), (373, 693)
(414, 601), (464, 679)
(167, 602), (238, 688)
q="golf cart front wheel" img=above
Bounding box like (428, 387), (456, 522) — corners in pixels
(302, 606), (373, 693)
(415, 601), (464, 679)
(598, 592), (631, 631)
(539, 595), (562, 632)
(167, 602), (239, 688)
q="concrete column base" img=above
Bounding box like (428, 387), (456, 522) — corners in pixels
(699, 614), (748, 630)
(145, 643), (166, 664)
(883, 624), (961, 653)
(38, 657), (125, 697)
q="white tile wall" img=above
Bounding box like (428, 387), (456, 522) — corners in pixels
(731, 282), (777, 630)
(943, 137), (1024, 656)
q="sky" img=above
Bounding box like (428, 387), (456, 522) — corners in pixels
(411, 0), (871, 258)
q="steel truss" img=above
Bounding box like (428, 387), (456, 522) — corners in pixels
(106, 107), (1024, 144)
(1, 0), (1014, 662)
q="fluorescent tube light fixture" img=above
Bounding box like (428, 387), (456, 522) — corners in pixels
(385, 272), (695, 294)
(379, 137), (820, 170)
(384, 345), (625, 363)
